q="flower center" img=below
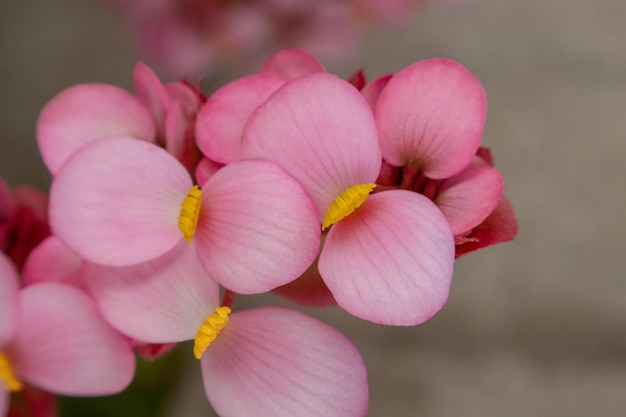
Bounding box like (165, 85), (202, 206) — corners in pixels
(0, 351), (23, 392)
(178, 185), (202, 243)
(193, 306), (231, 360)
(322, 183), (376, 230)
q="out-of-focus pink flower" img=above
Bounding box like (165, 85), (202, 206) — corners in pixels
(0, 181), (50, 272)
(0, 253), (135, 412)
(105, 0), (427, 77)
(241, 73), (455, 326)
(82, 246), (368, 416)
(49, 136), (320, 294)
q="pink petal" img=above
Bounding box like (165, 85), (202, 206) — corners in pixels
(195, 75), (287, 164)
(164, 101), (201, 173)
(23, 236), (84, 289)
(0, 252), (19, 346)
(83, 242), (219, 343)
(436, 165), (504, 236)
(202, 306), (368, 417)
(360, 74), (392, 109)
(49, 136), (191, 266)
(455, 196), (518, 257)
(37, 84), (156, 174)
(375, 59), (487, 178)
(195, 157), (224, 186)
(241, 73), (381, 220)
(273, 256), (337, 307)
(135, 342), (177, 362)
(195, 161), (320, 294)
(133, 62), (171, 141)
(259, 48), (326, 79)
(164, 82), (201, 116)
(319, 190), (454, 325)
(7, 283), (135, 396)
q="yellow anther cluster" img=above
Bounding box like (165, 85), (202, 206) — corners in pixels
(322, 183), (376, 230)
(193, 306), (231, 360)
(178, 185), (202, 243)
(0, 351), (23, 392)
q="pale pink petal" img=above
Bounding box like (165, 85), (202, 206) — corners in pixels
(319, 190), (454, 325)
(375, 59), (487, 178)
(133, 62), (171, 140)
(49, 136), (191, 266)
(195, 157), (224, 186)
(23, 236), (84, 289)
(195, 75), (287, 164)
(83, 242), (219, 343)
(202, 306), (368, 417)
(7, 283), (135, 396)
(361, 74), (392, 109)
(0, 389), (7, 417)
(260, 48), (326, 79)
(436, 165), (504, 236)
(241, 73), (381, 220)
(0, 252), (19, 346)
(164, 101), (200, 173)
(37, 84), (156, 174)
(195, 161), (320, 294)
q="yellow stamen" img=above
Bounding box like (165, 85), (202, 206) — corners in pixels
(178, 185), (202, 243)
(322, 183), (376, 230)
(0, 351), (23, 392)
(193, 306), (231, 360)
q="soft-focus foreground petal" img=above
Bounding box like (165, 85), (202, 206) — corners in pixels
(196, 161), (320, 294)
(375, 59), (487, 179)
(202, 306), (368, 417)
(436, 165), (504, 236)
(0, 252), (19, 346)
(455, 197), (518, 257)
(37, 84), (156, 174)
(259, 48), (326, 79)
(242, 73), (381, 220)
(195, 75), (286, 164)
(23, 236), (83, 289)
(84, 242), (219, 343)
(50, 136), (191, 266)
(319, 190), (454, 325)
(7, 283), (135, 396)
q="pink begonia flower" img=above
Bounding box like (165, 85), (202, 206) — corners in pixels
(37, 63), (205, 176)
(82, 245), (368, 416)
(0, 253), (135, 413)
(0, 181), (50, 271)
(241, 73), (454, 326)
(49, 136), (320, 294)
(366, 59), (517, 254)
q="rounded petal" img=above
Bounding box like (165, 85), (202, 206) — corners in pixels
(202, 306), (368, 417)
(319, 190), (454, 325)
(49, 136), (191, 266)
(0, 252), (19, 346)
(37, 84), (156, 174)
(196, 161), (320, 294)
(260, 48), (326, 79)
(436, 165), (504, 236)
(360, 74), (392, 109)
(376, 59), (487, 178)
(7, 283), (135, 396)
(23, 236), (84, 288)
(133, 62), (171, 140)
(83, 242), (219, 343)
(242, 73), (381, 220)
(195, 75), (287, 164)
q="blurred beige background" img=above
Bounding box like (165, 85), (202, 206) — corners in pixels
(2, 0), (626, 416)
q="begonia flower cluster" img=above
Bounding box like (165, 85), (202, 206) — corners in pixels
(0, 48), (516, 417)
(106, 0), (429, 77)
